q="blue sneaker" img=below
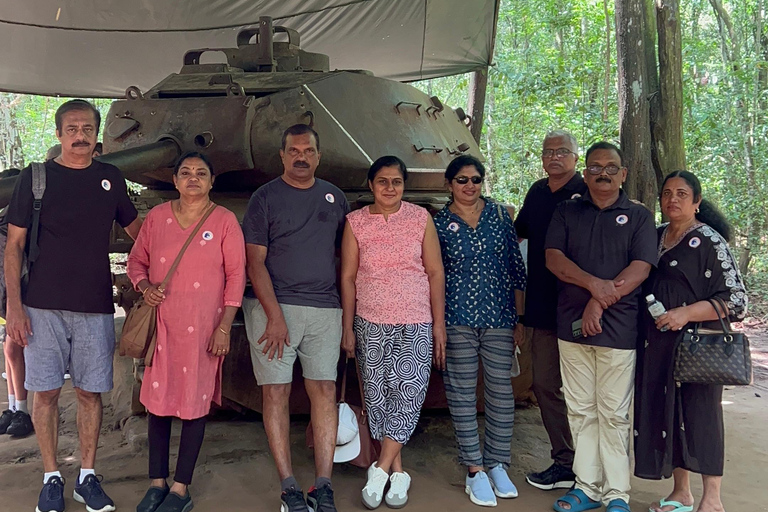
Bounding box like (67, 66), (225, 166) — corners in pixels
(488, 465), (518, 498)
(73, 474), (115, 512)
(465, 471), (497, 507)
(36, 476), (66, 512)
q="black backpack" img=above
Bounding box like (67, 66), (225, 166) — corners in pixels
(0, 162), (46, 318)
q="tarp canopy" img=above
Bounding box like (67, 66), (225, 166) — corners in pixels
(0, 0), (500, 98)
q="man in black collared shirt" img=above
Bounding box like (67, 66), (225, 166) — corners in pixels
(545, 142), (656, 512)
(515, 130), (585, 490)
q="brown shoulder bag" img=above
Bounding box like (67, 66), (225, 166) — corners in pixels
(119, 204), (216, 366)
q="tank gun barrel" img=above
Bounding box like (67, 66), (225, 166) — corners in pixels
(0, 139), (181, 209)
(96, 139), (181, 183)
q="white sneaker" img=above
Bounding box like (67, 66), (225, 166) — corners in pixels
(385, 472), (411, 509)
(362, 462), (389, 509)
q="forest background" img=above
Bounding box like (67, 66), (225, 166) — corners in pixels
(0, 0), (766, 317)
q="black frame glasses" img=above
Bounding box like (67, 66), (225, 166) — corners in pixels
(586, 165), (623, 175)
(453, 176), (483, 184)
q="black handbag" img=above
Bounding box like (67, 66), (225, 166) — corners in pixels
(673, 297), (752, 386)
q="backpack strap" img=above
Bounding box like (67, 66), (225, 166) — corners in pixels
(28, 162), (47, 264)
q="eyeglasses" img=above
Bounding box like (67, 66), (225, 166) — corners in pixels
(586, 165), (623, 175)
(453, 176), (483, 184)
(542, 148), (575, 158)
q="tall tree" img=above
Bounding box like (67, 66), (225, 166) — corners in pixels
(615, 0), (657, 205)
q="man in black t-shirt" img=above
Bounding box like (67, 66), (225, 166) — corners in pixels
(515, 130), (585, 490)
(545, 142), (656, 512)
(5, 100), (141, 512)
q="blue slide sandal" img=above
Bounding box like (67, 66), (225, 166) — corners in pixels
(553, 489), (601, 512)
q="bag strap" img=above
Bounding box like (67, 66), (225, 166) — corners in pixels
(339, 357), (349, 403)
(706, 297), (731, 334)
(354, 357), (368, 415)
(27, 162), (46, 264)
(158, 203), (217, 292)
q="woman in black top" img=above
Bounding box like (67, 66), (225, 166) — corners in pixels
(634, 171), (747, 512)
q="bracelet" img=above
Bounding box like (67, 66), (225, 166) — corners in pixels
(141, 287), (150, 296)
(218, 326), (230, 336)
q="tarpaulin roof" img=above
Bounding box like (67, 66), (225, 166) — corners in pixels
(0, 0), (500, 98)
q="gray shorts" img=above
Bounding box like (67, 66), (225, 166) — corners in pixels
(243, 299), (342, 385)
(24, 306), (116, 393)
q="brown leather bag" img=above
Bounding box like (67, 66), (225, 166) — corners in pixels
(306, 357), (381, 468)
(119, 204), (217, 366)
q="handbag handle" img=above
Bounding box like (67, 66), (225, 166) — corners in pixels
(706, 297), (731, 334)
(339, 356), (349, 403)
(158, 203), (217, 292)
(353, 356), (369, 416)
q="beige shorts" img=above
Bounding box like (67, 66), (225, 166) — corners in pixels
(243, 299), (342, 385)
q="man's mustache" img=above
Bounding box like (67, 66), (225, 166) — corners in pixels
(293, 161), (310, 168)
(596, 177), (611, 183)
(73, 141), (91, 147)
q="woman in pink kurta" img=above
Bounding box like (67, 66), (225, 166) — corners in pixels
(127, 152), (246, 512)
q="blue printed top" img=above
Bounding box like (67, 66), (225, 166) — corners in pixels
(434, 198), (527, 329)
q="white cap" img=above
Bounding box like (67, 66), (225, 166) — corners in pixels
(645, 294), (656, 302)
(333, 402), (361, 463)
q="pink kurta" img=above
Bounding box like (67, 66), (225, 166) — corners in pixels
(127, 202), (246, 419)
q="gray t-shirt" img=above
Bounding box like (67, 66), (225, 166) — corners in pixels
(243, 176), (349, 308)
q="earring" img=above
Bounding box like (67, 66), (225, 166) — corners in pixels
(695, 207), (700, 213)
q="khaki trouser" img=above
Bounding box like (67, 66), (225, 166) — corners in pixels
(558, 340), (636, 505)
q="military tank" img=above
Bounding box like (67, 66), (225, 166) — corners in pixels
(2, 17), (484, 413)
(103, 17), (483, 414)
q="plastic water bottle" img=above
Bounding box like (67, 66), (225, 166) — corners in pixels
(646, 294), (669, 332)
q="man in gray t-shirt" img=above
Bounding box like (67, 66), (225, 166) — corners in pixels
(242, 124), (348, 512)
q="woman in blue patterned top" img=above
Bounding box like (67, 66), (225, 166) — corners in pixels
(434, 155), (527, 507)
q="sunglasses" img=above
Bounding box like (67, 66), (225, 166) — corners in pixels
(453, 176), (483, 184)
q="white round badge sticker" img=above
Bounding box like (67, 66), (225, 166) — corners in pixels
(448, 222), (460, 232)
(616, 214), (628, 225)
(571, 193), (582, 199)
(202, 231), (214, 241)
(325, 193), (335, 204)
(101, 179), (111, 191)
(689, 237), (701, 248)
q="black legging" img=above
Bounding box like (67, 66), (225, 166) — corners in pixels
(148, 413), (206, 485)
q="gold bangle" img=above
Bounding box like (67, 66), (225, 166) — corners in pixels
(218, 326), (230, 336)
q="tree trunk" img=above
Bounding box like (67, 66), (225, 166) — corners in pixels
(603, 0), (612, 125)
(615, 0), (657, 207)
(468, 67), (489, 144)
(484, 85), (495, 197)
(0, 94), (25, 170)
(654, 0), (686, 178)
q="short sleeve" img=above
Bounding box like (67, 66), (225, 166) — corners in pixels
(702, 229), (748, 320)
(544, 203), (568, 253)
(629, 208), (658, 266)
(113, 171), (139, 227)
(6, 165), (34, 229)
(242, 190), (268, 247)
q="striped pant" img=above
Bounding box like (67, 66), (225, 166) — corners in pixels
(355, 316), (433, 445)
(444, 326), (516, 468)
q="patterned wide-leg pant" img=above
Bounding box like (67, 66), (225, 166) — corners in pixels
(354, 316), (433, 445)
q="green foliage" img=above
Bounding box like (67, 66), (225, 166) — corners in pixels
(414, 0), (767, 316)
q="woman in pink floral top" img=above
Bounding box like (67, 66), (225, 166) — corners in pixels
(340, 155), (446, 510)
(127, 152), (246, 512)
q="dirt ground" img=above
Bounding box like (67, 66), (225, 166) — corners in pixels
(1, 323), (766, 512)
